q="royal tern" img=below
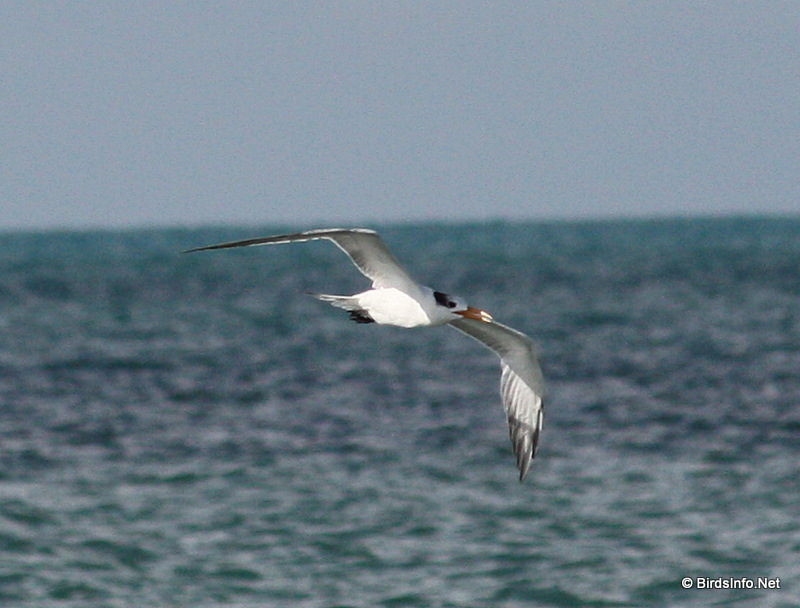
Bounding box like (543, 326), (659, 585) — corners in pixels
(185, 228), (544, 481)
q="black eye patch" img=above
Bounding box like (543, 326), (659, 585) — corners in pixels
(434, 291), (456, 308)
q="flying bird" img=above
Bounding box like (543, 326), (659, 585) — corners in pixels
(184, 228), (544, 481)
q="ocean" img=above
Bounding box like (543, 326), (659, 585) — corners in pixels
(0, 218), (798, 607)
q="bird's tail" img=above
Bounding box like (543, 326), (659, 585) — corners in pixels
(307, 292), (358, 310)
(307, 293), (374, 323)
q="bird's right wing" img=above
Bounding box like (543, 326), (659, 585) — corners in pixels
(184, 228), (420, 293)
(449, 317), (545, 481)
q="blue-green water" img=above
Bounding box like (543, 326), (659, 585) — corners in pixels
(0, 219), (798, 607)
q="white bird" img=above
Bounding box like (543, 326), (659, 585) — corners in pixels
(185, 228), (544, 481)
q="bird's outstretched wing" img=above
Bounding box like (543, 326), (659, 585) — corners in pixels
(184, 228), (419, 292)
(450, 317), (544, 481)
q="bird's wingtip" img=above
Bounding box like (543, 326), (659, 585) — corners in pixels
(182, 242), (230, 253)
(518, 457), (533, 483)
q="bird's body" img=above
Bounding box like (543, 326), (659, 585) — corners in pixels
(185, 228), (544, 481)
(316, 286), (440, 328)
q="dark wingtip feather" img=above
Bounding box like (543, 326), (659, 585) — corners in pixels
(181, 241), (256, 254)
(510, 408), (543, 483)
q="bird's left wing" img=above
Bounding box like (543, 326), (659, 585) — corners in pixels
(449, 317), (544, 482)
(184, 228), (420, 293)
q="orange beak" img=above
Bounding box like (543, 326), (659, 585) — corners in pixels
(456, 306), (493, 323)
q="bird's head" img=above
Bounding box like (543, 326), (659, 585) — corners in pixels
(433, 291), (493, 323)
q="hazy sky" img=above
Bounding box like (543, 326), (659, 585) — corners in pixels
(2, 2), (798, 230)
